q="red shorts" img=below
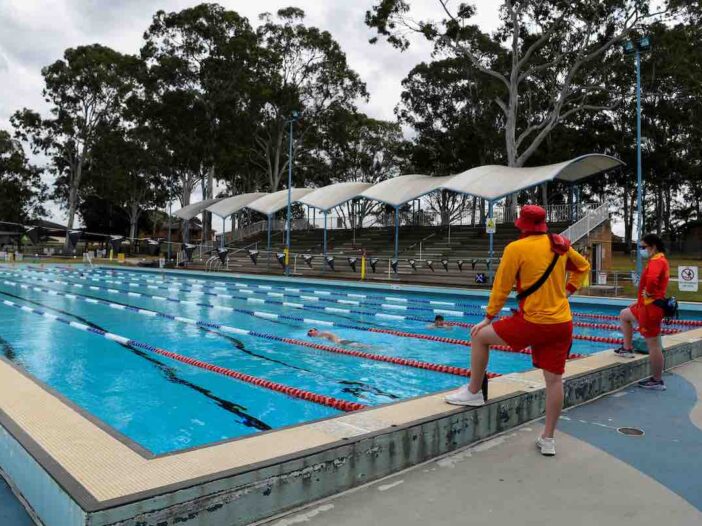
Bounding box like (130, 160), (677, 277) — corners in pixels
(492, 315), (573, 375)
(630, 302), (664, 338)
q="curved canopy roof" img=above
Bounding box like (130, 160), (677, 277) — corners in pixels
(246, 188), (314, 216)
(176, 154), (624, 221)
(206, 193), (267, 218)
(298, 182), (374, 212)
(442, 154), (623, 201)
(360, 174), (452, 208)
(174, 198), (224, 220)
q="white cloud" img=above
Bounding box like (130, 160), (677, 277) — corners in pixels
(0, 0), (500, 223)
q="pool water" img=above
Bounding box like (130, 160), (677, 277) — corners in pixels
(0, 264), (698, 454)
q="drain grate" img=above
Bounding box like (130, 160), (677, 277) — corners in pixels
(617, 427), (644, 436)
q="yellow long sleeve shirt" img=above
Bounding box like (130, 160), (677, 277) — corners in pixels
(486, 234), (591, 324)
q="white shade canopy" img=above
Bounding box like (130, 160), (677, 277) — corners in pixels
(360, 174), (453, 208)
(246, 188), (314, 216)
(174, 198), (224, 220)
(442, 154), (624, 201)
(298, 182), (374, 212)
(206, 193), (267, 218)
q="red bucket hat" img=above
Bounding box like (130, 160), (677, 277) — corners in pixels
(515, 205), (548, 233)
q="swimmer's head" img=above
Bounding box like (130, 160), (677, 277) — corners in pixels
(307, 328), (319, 337)
(434, 315), (445, 327)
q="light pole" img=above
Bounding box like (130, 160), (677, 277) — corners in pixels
(623, 35), (651, 276)
(285, 110), (301, 276)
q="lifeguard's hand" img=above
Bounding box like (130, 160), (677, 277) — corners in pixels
(470, 318), (492, 338)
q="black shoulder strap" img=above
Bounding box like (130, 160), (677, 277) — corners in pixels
(516, 252), (560, 301)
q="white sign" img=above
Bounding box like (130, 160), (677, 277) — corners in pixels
(486, 218), (496, 234)
(597, 272), (607, 285)
(678, 266), (699, 292)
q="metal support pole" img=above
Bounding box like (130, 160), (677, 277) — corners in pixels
(286, 118), (294, 277)
(267, 215), (272, 268)
(323, 211), (328, 256)
(167, 200), (172, 261)
(635, 49), (644, 276)
(488, 201), (494, 282)
(394, 207), (399, 259)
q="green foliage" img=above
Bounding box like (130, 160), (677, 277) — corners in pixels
(0, 130), (46, 223)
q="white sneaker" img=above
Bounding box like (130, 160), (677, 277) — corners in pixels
(536, 436), (556, 456)
(444, 385), (485, 407)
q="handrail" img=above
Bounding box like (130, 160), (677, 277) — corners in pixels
(560, 202), (610, 243)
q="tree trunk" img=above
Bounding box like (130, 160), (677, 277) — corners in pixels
(470, 196), (477, 226)
(64, 159), (83, 249)
(128, 202), (140, 241)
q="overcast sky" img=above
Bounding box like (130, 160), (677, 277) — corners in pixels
(0, 0), (501, 223)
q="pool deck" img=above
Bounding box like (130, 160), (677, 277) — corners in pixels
(263, 357), (702, 526)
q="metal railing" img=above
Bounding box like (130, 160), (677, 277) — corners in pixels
(560, 202), (610, 243)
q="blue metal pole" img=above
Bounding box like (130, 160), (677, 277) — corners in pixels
(635, 49), (643, 276)
(323, 212), (328, 257)
(267, 215), (272, 268)
(286, 119), (294, 276)
(394, 207), (399, 259)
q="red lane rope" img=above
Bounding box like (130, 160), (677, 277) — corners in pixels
(365, 327), (585, 358)
(148, 346), (366, 412)
(262, 333), (500, 378)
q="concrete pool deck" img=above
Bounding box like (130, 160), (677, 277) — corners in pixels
(264, 357), (702, 526)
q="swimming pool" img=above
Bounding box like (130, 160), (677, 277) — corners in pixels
(0, 264), (699, 455)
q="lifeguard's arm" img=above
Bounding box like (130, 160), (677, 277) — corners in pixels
(485, 244), (520, 320)
(565, 247), (590, 294)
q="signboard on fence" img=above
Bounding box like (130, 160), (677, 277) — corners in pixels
(597, 272), (607, 285)
(678, 266), (699, 292)
(485, 218), (496, 234)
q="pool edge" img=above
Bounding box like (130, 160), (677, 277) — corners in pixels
(0, 330), (699, 525)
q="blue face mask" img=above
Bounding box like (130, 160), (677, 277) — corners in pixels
(639, 247), (650, 259)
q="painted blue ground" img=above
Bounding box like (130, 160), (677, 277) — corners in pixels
(0, 477), (32, 525)
(560, 371), (702, 511)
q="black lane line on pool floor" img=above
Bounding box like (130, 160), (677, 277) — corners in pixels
(0, 289), (272, 432)
(2, 278), (401, 402)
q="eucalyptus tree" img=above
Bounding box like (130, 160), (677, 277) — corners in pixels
(366, 1), (674, 209)
(11, 44), (140, 237)
(252, 7), (368, 192)
(141, 3), (260, 240)
(0, 130), (46, 224)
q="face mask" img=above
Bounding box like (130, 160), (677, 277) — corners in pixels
(639, 248), (650, 259)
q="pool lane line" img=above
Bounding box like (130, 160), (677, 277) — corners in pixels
(34, 267), (477, 318)
(1, 270), (622, 348)
(0, 289), (272, 431)
(0, 280), (401, 402)
(80, 267), (702, 329)
(3, 274), (599, 356)
(0, 277), (490, 379)
(38, 266), (702, 329)
(0, 295), (366, 413)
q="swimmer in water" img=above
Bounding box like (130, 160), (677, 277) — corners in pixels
(307, 328), (371, 349)
(427, 314), (452, 330)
